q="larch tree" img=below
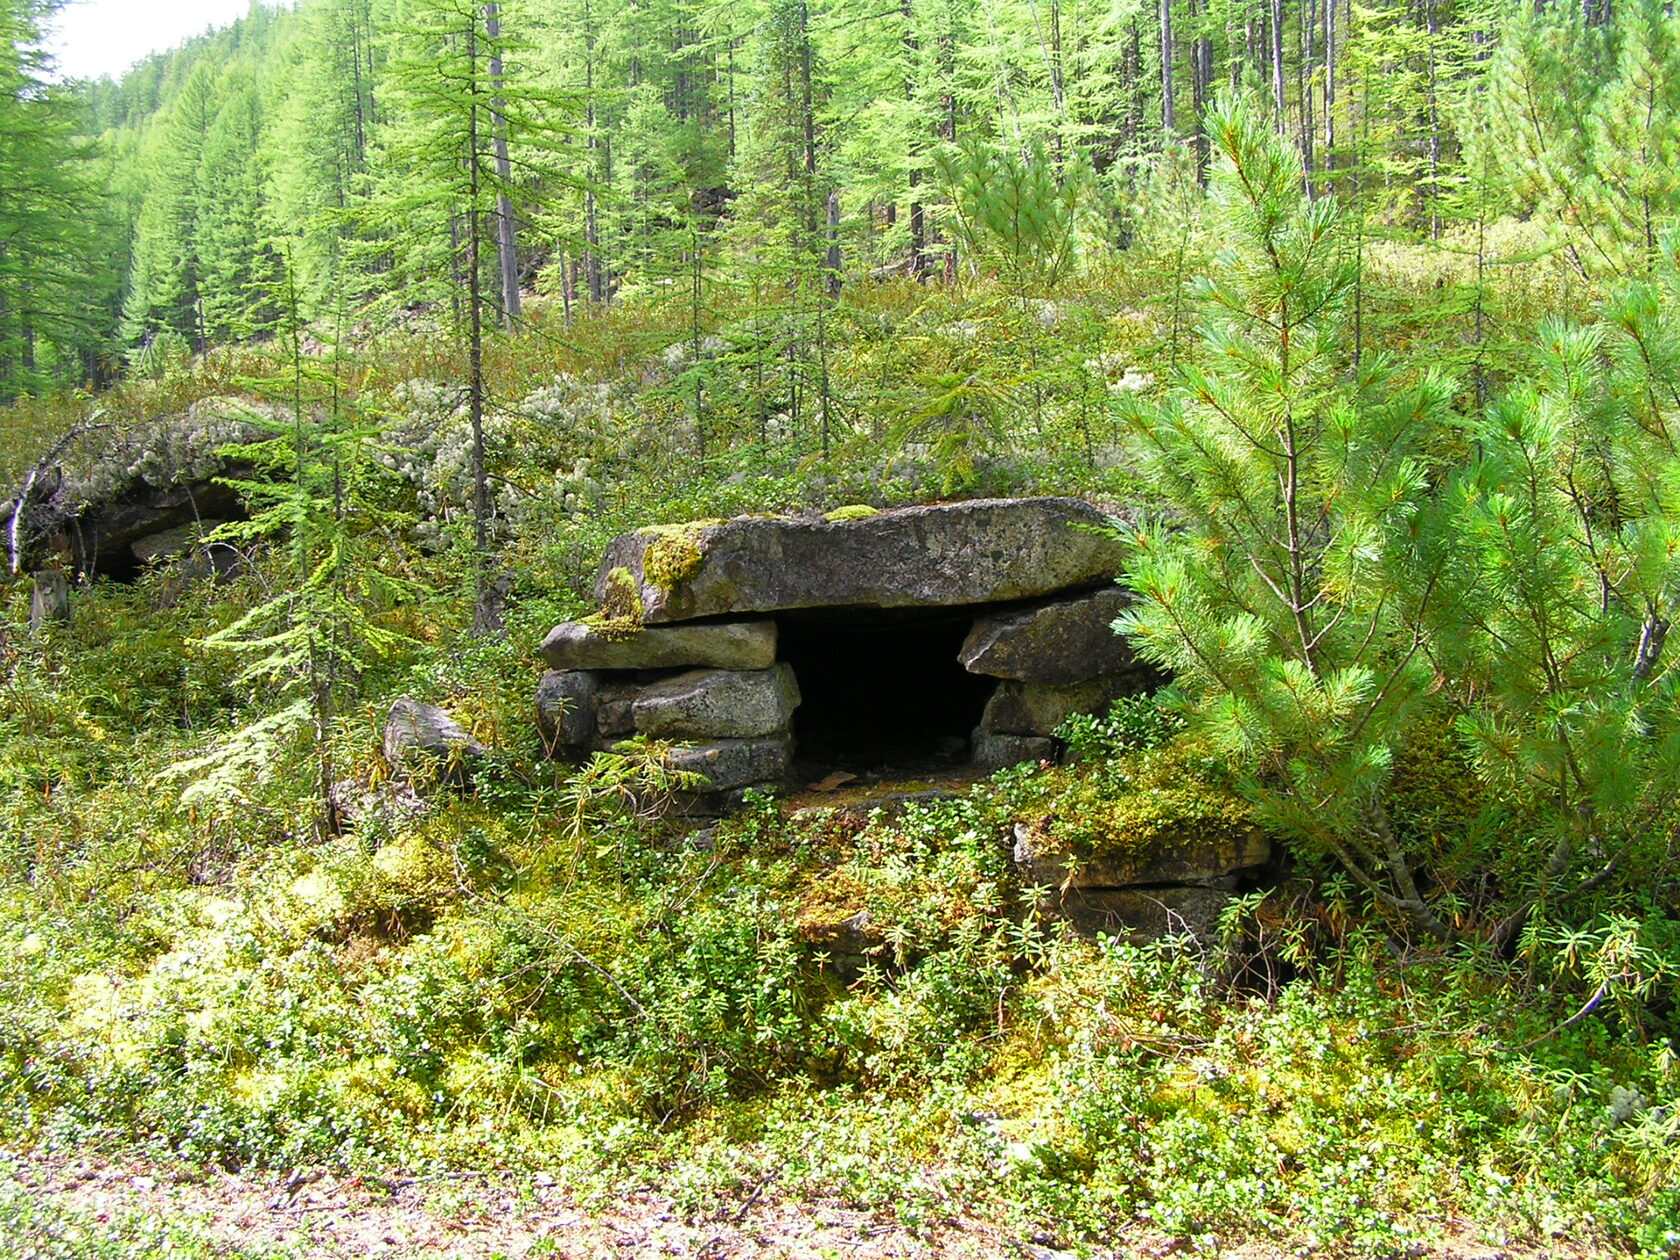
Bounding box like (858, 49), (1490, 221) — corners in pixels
(0, 0), (106, 398)
(366, 0), (570, 632)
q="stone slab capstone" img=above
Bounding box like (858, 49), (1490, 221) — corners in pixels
(593, 498), (1127, 624)
(541, 619), (777, 672)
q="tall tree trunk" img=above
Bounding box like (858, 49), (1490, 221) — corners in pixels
(1425, 0), (1442, 238)
(1123, 18), (1143, 163)
(1323, 0), (1336, 189)
(1271, 0), (1286, 126)
(465, 19), (495, 637)
(484, 3), (521, 329)
(1189, 0), (1212, 176)
(1160, 0), (1176, 138)
(939, 21), (957, 281)
(1301, 0), (1316, 194)
(584, 0), (603, 304)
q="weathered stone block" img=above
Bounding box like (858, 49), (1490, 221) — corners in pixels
(383, 697), (485, 786)
(592, 680), (640, 737)
(961, 588), (1140, 684)
(665, 734), (794, 790)
(972, 728), (1059, 771)
(1055, 886), (1232, 944)
(981, 674), (1141, 737)
(632, 664), (801, 739)
(536, 670), (599, 752)
(595, 498), (1127, 624)
(540, 619), (777, 671)
(1012, 821), (1271, 889)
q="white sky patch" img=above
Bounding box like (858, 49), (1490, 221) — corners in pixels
(44, 0), (285, 82)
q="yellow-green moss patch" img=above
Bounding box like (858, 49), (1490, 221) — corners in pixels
(638, 521), (721, 592)
(824, 504), (880, 522)
(584, 565), (645, 641)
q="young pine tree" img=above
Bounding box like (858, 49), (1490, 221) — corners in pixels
(1117, 95), (1462, 942)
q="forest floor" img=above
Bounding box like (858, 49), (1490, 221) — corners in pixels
(5, 1151), (1598, 1260)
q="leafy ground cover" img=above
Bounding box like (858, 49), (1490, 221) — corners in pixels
(3, 101), (1680, 1260)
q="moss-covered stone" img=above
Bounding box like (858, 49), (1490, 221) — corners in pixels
(643, 531), (704, 592)
(584, 566), (645, 642)
(1009, 741), (1271, 887)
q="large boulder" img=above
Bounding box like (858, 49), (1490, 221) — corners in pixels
(665, 735), (794, 791)
(1012, 821), (1271, 889)
(632, 665), (802, 739)
(383, 697), (486, 786)
(594, 498), (1127, 624)
(540, 619), (777, 671)
(960, 588), (1140, 684)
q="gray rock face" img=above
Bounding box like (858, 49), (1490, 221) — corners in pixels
(1013, 821), (1271, 889)
(632, 665), (802, 739)
(665, 735), (794, 790)
(981, 674), (1142, 737)
(961, 588), (1139, 684)
(595, 680), (639, 738)
(541, 620), (777, 671)
(596, 498), (1126, 624)
(972, 729), (1059, 771)
(536, 670), (599, 751)
(383, 697), (486, 785)
(1056, 887), (1232, 944)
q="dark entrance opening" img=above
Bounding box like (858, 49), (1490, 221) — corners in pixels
(777, 607), (997, 774)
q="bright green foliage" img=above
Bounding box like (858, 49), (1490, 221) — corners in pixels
(0, 0), (108, 400)
(1438, 239), (1680, 941)
(936, 137), (1084, 290)
(1118, 96), (1460, 939)
(1488, 0), (1680, 280)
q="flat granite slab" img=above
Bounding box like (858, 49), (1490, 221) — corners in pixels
(593, 498), (1127, 624)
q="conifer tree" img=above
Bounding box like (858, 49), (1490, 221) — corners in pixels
(1117, 95), (1461, 941)
(0, 0), (106, 397)
(179, 261), (405, 835)
(362, 0), (571, 632)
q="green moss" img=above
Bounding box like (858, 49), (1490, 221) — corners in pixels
(1011, 740), (1254, 859)
(584, 566), (645, 642)
(638, 521), (720, 592)
(644, 533), (703, 592)
(824, 504), (880, 522)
